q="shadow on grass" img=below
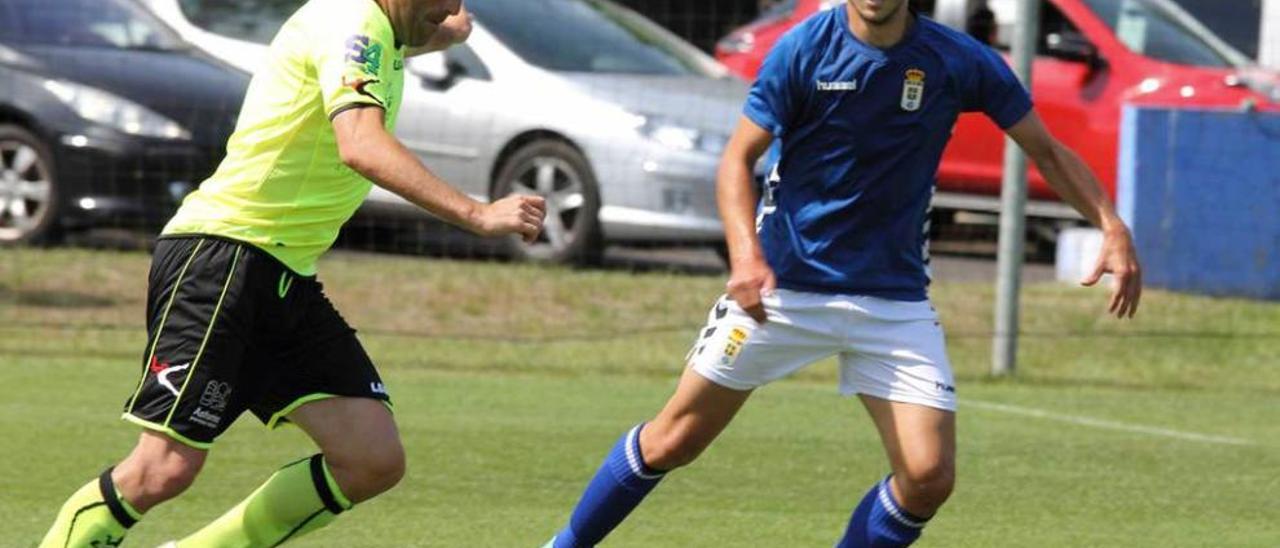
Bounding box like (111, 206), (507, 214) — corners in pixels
(337, 220), (728, 276)
(0, 287), (120, 308)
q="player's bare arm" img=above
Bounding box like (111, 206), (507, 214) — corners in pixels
(717, 116), (777, 324)
(406, 6), (473, 57)
(1006, 111), (1142, 318)
(332, 106), (545, 242)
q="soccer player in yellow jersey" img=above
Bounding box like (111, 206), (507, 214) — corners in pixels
(38, 1), (544, 546)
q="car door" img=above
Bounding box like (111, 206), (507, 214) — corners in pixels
(395, 44), (498, 200)
(937, 0), (1114, 202)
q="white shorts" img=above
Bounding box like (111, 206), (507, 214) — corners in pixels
(686, 289), (957, 411)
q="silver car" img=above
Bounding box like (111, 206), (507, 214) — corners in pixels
(144, 0), (748, 264)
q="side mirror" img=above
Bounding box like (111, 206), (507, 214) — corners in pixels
(407, 52), (455, 88)
(1045, 31), (1105, 72)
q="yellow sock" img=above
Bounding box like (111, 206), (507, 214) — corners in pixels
(178, 454), (352, 548)
(39, 468), (142, 548)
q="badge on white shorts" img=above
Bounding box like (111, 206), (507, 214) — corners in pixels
(719, 327), (750, 366)
(901, 68), (925, 111)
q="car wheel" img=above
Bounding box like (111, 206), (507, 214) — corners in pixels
(0, 125), (59, 245)
(492, 140), (602, 265)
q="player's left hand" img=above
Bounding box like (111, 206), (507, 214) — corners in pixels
(1082, 227), (1142, 318)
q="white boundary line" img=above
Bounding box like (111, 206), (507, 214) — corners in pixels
(964, 399), (1258, 447)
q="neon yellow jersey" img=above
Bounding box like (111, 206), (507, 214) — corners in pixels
(164, 0), (405, 275)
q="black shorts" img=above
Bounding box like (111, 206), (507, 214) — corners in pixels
(123, 235), (390, 449)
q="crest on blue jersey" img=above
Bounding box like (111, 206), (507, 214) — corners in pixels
(901, 68), (925, 111)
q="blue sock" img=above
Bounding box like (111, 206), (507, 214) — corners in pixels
(552, 424), (666, 548)
(837, 475), (930, 548)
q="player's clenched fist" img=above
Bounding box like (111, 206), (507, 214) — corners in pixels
(726, 256), (776, 324)
(472, 194), (547, 243)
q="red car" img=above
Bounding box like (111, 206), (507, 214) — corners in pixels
(717, 0), (1279, 223)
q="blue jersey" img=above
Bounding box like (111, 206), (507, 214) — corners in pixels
(744, 6), (1032, 301)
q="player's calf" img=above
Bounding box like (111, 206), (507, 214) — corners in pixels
(38, 432), (205, 548)
(841, 395), (957, 547)
(548, 423), (668, 548)
(546, 369), (751, 547)
(835, 447), (955, 547)
(173, 399), (402, 547)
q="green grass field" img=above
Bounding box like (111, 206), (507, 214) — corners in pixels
(2, 248), (1278, 547)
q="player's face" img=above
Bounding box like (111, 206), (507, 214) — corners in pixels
(847, 0), (907, 26)
(399, 0), (463, 47)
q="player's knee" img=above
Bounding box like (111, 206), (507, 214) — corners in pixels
(329, 441), (405, 501)
(898, 458), (955, 507)
(365, 443), (406, 493)
(642, 427), (711, 470)
(123, 452), (204, 503)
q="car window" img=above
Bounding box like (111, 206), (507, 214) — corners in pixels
(0, 0), (184, 50)
(756, 0), (798, 21)
(468, 0), (722, 76)
(0, 4), (20, 41)
(1080, 0), (1241, 67)
(984, 0), (1081, 54)
(1171, 0), (1260, 60)
(176, 0), (301, 45)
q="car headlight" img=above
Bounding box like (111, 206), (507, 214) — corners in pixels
(44, 80), (191, 140)
(635, 115), (727, 155)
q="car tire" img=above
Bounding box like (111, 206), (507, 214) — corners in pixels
(0, 125), (60, 245)
(492, 140), (603, 265)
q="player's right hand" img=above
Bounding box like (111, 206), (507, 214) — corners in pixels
(474, 194), (546, 243)
(726, 256), (775, 324)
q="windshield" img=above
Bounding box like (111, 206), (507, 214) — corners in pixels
(0, 0), (185, 50)
(756, 0), (797, 21)
(1170, 0), (1260, 60)
(177, 0), (300, 45)
(1081, 0), (1248, 68)
(468, 0), (721, 76)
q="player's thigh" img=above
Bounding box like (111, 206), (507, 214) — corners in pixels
(858, 395), (955, 482)
(645, 366), (753, 452)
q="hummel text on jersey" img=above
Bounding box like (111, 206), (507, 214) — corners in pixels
(817, 80), (857, 91)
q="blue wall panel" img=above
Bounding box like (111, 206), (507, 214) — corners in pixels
(1118, 106), (1280, 300)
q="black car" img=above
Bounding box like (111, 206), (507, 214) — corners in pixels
(0, 0), (247, 244)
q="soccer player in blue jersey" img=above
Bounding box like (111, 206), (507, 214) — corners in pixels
(543, 0), (1142, 546)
